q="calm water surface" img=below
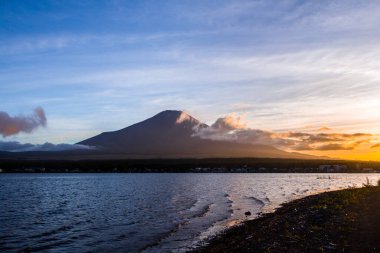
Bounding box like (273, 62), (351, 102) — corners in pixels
(0, 173), (379, 252)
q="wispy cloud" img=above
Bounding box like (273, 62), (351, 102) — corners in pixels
(2, 0), (380, 152)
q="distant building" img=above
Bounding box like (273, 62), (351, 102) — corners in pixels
(318, 165), (347, 172)
(362, 168), (374, 172)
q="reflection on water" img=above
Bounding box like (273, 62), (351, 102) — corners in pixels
(0, 173), (378, 252)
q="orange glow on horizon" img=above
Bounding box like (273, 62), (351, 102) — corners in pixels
(300, 148), (380, 161)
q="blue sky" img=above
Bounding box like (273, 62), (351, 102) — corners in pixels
(2, 0), (380, 149)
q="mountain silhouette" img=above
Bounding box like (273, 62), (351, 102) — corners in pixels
(77, 110), (316, 159)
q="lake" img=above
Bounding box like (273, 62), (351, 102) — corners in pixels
(0, 173), (379, 252)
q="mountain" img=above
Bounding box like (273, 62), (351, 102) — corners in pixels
(77, 110), (317, 159)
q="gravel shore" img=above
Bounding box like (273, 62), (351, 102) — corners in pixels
(194, 183), (380, 252)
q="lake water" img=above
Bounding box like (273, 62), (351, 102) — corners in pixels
(0, 173), (379, 252)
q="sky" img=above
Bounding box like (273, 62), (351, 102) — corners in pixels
(1, 0), (380, 160)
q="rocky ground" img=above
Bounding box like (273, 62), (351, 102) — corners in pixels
(194, 181), (380, 253)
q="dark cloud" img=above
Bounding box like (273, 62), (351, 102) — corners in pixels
(315, 143), (356, 151)
(0, 107), (47, 137)
(293, 143), (357, 151)
(0, 141), (96, 152)
(286, 132), (340, 142)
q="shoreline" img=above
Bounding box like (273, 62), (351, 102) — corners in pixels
(1, 157), (380, 173)
(193, 183), (380, 252)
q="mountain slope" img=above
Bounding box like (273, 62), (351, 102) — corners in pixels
(77, 110), (317, 159)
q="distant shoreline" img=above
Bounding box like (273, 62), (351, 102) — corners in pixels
(194, 184), (380, 252)
(1, 158), (380, 173)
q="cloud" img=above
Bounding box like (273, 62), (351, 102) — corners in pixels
(0, 107), (47, 137)
(210, 114), (247, 130)
(318, 126), (332, 131)
(193, 114), (278, 144)
(176, 111), (192, 124)
(193, 114), (375, 151)
(192, 114), (249, 141)
(0, 141), (95, 152)
(314, 143), (355, 151)
(371, 143), (380, 149)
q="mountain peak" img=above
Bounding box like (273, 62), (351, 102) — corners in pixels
(154, 110), (183, 118)
(152, 110), (199, 125)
